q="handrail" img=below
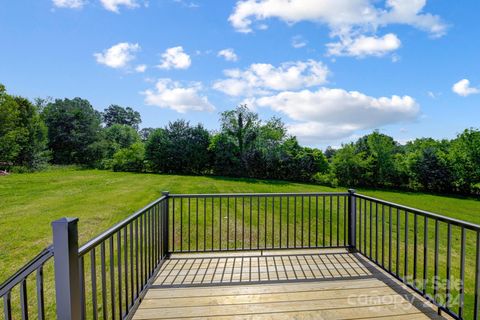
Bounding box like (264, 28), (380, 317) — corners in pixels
(0, 245), (53, 297)
(78, 195), (167, 256)
(356, 193), (480, 232)
(169, 192), (349, 198)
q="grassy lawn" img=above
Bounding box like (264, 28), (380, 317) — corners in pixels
(1, 166), (479, 319)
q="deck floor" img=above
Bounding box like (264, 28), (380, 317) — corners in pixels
(133, 249), (450, 320)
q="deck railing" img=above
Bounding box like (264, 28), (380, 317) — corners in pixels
(167, 192), (350, 253)
(1, 190), (479, 320)
(0, 246), (53, 320)
(352, 192), (480, 320)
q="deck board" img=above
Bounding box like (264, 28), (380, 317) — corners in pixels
(133, 249), (451, 320)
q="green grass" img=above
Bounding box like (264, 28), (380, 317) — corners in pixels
(0, 167), (479, 319)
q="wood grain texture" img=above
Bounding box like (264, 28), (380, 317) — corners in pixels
(133, 249), (451, 320)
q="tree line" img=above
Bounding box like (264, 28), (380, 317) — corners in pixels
(1, 84), (479, 195)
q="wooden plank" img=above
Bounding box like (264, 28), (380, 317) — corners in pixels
(133, 250), (451, 320)
(133, 298), (427, 319)
(140, 287), (399, 308)
(146, 279), (386, 298)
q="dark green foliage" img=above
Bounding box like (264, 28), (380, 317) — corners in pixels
(42, 97), (103, 165)
(331, 143), (370, 186)
(103, 124), (141, 158)
(449, 129), (480, 193)
(2, 86), (479, 195)
(145, 120), (211, 174)
(211, 107), (327, 182)
(0, 85), (48, 169)
(102, 105), (141, 130)
(111, 142), (145, 172)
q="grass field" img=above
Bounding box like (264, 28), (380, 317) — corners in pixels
(1, 166), (479, 319)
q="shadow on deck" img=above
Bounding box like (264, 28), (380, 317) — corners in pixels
(133, 249), (451, 320)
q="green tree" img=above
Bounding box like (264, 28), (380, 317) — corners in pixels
(331, 143), (370, 186)
(219, 105), (259, 172)
(209, 133), (241, 176)
(354, 131), (399, 186)
(111, 142), (145, 172)
(102, 105), (141, 130)
(145, 120), (211, 174)
(449, 129), (480, 193)
(0, 85), (48, 169)
(42, 97), (103, 165)
(400, 138), (452, 192)
(103, 124), (141, 158)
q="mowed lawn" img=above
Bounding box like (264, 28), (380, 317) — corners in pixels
(1, 166), (479, 283)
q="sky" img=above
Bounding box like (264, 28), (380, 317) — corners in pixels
(1, 0), (479, 148)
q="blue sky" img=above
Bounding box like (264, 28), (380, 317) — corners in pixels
(1, 0), (479, 148)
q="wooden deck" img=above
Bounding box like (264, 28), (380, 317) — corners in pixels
(133, 249), (451, 320)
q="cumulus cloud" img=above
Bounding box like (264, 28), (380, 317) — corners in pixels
(230, 0), (446, 36)
(452, 79), (479, 97)
(157, 46), (191, 70)
(94, 42), (140, 69)
(100, 0), (139, 12)
(213, 59), (329, 96)
(254, 87), (419, 141)
(327, 33), (401, 57)
(52, 0), (85, 9)
(229, 0), (446, 57)
(142, 79), (215, 113)
(218, 49), (239, 62)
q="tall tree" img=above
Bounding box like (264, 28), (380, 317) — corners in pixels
(449, 129), (480, 193)
(219, 105), (259, 171)
(145, 120), (211, 174)
(102, 105), (141, 130)
(355, 131), (399, 186)
(42, 97), (103, 165)
(103, 124), (141, 159)
(0, 85), (48, 169)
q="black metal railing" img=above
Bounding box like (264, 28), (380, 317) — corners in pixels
(352, 193), (480, 320)
(0, 246), (54, 320)
(167, 193), (350, 252)
(1, 190), (479, 320)
(75, 194), (169, 320)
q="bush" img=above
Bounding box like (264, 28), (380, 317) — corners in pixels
(111, 142), (145, 172)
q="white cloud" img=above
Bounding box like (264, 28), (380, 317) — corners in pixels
(94, 42), (140, 69)
(230, 0), (446, 36)
(52, 0), (85, 9)
(218, 49), (239, 62)
(213, 59), (329, 96)
(135, 64), (147, 73)
(380, 0), (447, 37)
(100, 0), (139, 13)
(142, 79), (215, 113)
(157, 46), (191, 70)
(229, 0), (446, 57)
(254, 87), (419, 141)
(291, 35), (307, 48)
(452, 79), (479, 97)
(327, 33), (401, 57)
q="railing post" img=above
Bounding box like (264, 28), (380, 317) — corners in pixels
(162, 191), (170, 257)
(348, 189), (357, 252)
(52, 217), (81, 320)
